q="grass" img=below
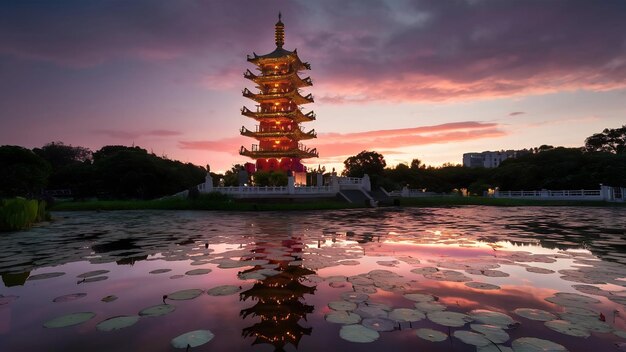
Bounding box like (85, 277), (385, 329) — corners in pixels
(396, 196), (625, 207)
(49, 194), (625, 212)
(51, 196), (361, 212)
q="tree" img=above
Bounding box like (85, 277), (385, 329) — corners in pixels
(0, 146), (50, 197)
(584, 125), (626, 154)
(33, 142), (91, 168)
(410, 158), (423, 169)
(342, 151), (386, 177)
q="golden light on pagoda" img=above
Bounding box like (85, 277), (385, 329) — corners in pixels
(239, 13), (318, 173)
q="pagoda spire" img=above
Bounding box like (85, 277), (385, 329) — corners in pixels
(275, 12), (285, 48)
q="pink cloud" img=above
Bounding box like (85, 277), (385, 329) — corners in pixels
(177, 121), (506, 159)
(93, 129), (182, 139)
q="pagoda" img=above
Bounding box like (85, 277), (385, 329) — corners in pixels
(239, 13), (318, 173)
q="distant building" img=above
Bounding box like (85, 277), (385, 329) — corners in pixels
(463, 150), (529, 168)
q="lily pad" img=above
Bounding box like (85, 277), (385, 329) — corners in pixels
(453, 330), (491, 347)
(404, 293), (435, 302)
(206, 285), (241, 296)
(513, 308), (557, 321)
(139, 304), (176, 317)
(101, 295), (118, 302)
(326, 311), (361, 324)
(469, 309), (516, 328)
(341, 292), (369, 303)
(329, 301), (357, 311)
(354, 306), (388, 319)
(416, 328), (447, 342)
(44, 312), (96, 328)
(526, 267), (555, 274)
(428, 311), (472, 327)
(544, 319), (590, 337)
(185, 269), (212, 276)
(28, 272), (65, 281)
(465, 282), (500, 290)
(414, 301), (447, 313)
(149, 269), (172, 274)
(511, 337), (567, 351)
(545, 292), (600, 307)
(96, 315), (140, 331)
(470, 324), (510, 343)
(77, 270), (109, 278)
(339, 324), (379, 343)
(388, 308), (425, 322)
(82, 275), (108, 283)
(171, 329), (215, 349)
(166, 289), (204, 301)
(53, 293), (87, 303)
(362, 317), (396, 331)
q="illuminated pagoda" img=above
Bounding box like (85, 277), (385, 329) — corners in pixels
(240, 13), (318, 173)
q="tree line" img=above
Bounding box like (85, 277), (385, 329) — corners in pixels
(0, 143), (206, 199)
(343, 125), (626, 194)
(0, 125), (623, 199)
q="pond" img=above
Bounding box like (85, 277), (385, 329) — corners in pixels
(1, 206), (626, 351)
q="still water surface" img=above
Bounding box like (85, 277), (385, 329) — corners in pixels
(1, 207), (626, 351)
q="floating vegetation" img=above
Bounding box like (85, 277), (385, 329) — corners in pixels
(328, 301), (357, 311)
(388, 308), (425, 322)
(325, 311), (361, 324)
(469, 310), (517, 328)
(171, 329), (214, 349)
(341, 292), (369, 303)
(28, 272), (65, 281)
(453, 330), (491, 347)
(77, 270), (110, 278)
(513, 308), (557, 321)
(184, 268), (212, 276)
(81, 275), (108, 283)
(101, 295), (118, 303)
(465, 281), (500, 290)
(339, 324), (379, 343)
(428, 311), (472, 327)
(545, 292), (601, 307)
(511, 337), (567, 351)
(96, 315), (140, 331)
(206, 285), (241, 296)
(139, 304), (175, 317)
(43, 312), (96, 328)
(166, 289), (204, 301)
(53, 293), (87, 303)
(361, 317), (395, 331)
(470, 324), (510, 343)
(416, 328), (447, 342)
(149, 269), (171, 274)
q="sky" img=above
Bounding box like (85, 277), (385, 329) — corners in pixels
(1, 0), (625, 173)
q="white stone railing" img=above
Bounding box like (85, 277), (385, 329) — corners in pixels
(337, 177), (363, 185)
(495, 190), (601, 198)
(174, 174), (373, 198)
(493, 186), (625, 202)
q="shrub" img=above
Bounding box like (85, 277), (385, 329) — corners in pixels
(0, 198), (48, 232)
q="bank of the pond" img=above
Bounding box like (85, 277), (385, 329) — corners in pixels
(50, 196), (625, 212)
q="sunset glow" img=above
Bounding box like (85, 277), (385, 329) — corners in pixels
(1, 1), (625, 172)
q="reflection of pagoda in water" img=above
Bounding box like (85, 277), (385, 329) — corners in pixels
(239, 236), (316, 351)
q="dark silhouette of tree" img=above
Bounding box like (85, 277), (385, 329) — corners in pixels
(410, 158), (423, 169)
(33, 142), (91, 167)
(0, 146), (50, 197)
(584, 125), (626, 154)
(342, 150), (386, 177)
